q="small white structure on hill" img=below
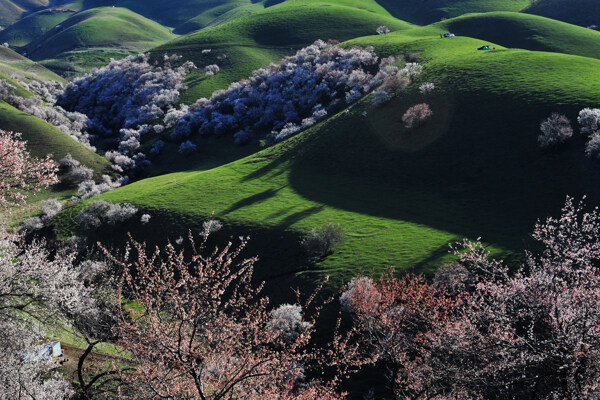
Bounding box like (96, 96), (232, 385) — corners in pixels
(25, 341), (63, 362)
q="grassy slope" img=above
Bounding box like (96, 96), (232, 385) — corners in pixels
(432, 12), (600, 59)
(0, 8), (75, 47)
(55, 0), (266, 33)
(0, 0), (51, 26)
(374, 0), (530, 25)
(173, 0), (265, 34)
(0, 45), (65, 83)
(0, 101), (111, 223)
(156, 0), (414, 103)
(53, 30), (600, 291)
(0, 102), (109, 174)
(22, 7), (177, 75)
(523, 0), (600, 28)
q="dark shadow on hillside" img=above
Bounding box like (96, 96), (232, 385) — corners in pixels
(277, 205), (324, 229)
(222, 187), (284, 214)
(240, 155), (289, 182)
(287, 95), (600, 253)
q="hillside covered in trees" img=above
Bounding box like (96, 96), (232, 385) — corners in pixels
(2, 0), (600, 398)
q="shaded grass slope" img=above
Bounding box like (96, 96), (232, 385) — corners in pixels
(53, 32), (600, 291)
(0, 7), (75, 47)
(374, 0), (530, 25)
(0, 0), (52, 26)
(523, 0), (600, 28)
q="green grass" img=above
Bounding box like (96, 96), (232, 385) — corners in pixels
(373, 0), (530, 25)
(21, 7), (177, 75)
(0, 45), (65, 83)
(53, 28), (600, 296)
(0, 8), (76, 47)
(52, 0), (267, 33)
(523, 0), (600, 28)
(0, 101), (110, 175)
(0, 101), (111, 225)
(173, 0), (266, 34)
(155, 0), (414, 102)
(431, 12), (600, 59)
(0, 0), (50, 26)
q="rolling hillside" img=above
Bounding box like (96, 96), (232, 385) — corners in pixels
(53, 30), (600, 291)
(373, 0), (530, 25)
(0, 0), (52, 26)
(21, 7), (177, 75)
(0, 102), (110, 175)
(0, 45), (65, 82)
(431, 12), (600, 59)
(11, 0), (268, 34)
(155, 0), (414, 102)
(524, 0), (600, 28)
(0, 7), (75, 47)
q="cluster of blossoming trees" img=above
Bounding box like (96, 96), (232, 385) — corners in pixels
(3, 129), (600, 399)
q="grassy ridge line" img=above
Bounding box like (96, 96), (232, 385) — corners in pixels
(0, 8), (76, 47)
(430, 12), (600, 59)
(372, 0), (530, 25)
(155, 0), (414, 102)
(24, 7), (177, 59)
(523, 0), (600, 28)
(0, 46), (65, 83)
(20, 7), (177, 75)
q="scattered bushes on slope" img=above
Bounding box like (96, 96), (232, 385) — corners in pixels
(0, 79), (93, 148)
(301, 222), (345, 257)
(76, 200), (137, 229)
(538, 113), (573, 148)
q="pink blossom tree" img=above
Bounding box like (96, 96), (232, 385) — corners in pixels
(0, 130), (58, 208)
(402, 103), (433, 129)
(343, 197), (600, 399)
(104, 231), (362, 399)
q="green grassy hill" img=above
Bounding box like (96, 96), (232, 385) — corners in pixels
(53, 30), (600, 292)
(0, 45), (65, 83)
(373, 0), (530, 25)
(116, 0), (264, 34)
(37, 0), (268, 34)
(429, 12), (600, 59)
(173, 0), (266, 34)
(0, 101), (110, 175)
(21, 7), (177, 75)
(524, 0), (600, 28)
(0, 0), (52, 26)
(0, 8), (75, 47)
(155, 0), (414, 103)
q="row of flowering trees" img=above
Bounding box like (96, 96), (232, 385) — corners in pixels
(3, 129), (600, 399)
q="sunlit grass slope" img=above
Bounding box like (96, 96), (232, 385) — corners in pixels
(0, 45), (65, 83)
(53, 30), (600, 292)
(21, 7), (177, 75)
(0, 8), (75, 47)
(431, 12), (600, 59)
(0, 101), (110, 175)
(154, 0), (413, 102)
(49, 0), (268, 33)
